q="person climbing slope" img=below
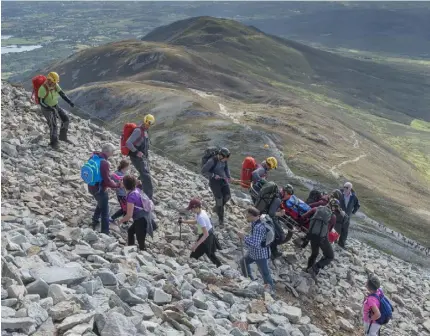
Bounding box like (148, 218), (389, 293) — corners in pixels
(249, 157), (278, 202)
(237, 206), (275, 293)
(122, 114), (155, 200)
(118, 175), (156, 251)
(201, 147), (233, 226)
(36, 72), (75, 149)
(109, 159), (130, 224)
(82, 143), (121, 235)
(181, 198), (222, 267)
(301, 199), (338, 278)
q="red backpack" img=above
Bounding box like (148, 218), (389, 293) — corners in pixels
(31, 75), (48, 104)
(120, 123), (140, 155)
(240, 156), (257, 189)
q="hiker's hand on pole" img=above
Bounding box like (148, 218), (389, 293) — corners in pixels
(137, 151), (143, 158)
(237, 231), (245, 239)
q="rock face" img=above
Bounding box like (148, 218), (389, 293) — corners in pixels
(1, 81), (430, 336)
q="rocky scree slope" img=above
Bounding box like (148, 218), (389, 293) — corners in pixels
(1, 81), (430, 336)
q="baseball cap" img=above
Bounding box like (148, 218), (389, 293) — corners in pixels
(187, 198), (202, 210)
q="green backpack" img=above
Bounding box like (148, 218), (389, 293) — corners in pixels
(254, 181), (278, 214)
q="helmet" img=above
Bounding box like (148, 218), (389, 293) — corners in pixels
(266, 157), (278, 169)
(331, 189), (342, 201)
(329, 198), (340, 209)
(143, 114), (155, 127)
(47, 72), (60, 83)
(283, 184), (294, 195)
(219, 147), (230, 158)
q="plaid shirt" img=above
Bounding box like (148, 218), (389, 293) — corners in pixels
(244, 219), (270, 260)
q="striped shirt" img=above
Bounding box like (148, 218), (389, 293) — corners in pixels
(244, 219), (270, 260)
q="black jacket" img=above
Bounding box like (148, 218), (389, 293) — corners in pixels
(340, 190), (360, 216)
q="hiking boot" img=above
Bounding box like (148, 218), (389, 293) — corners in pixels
(60, 139), (74, 145)
(307, 265), (320, 279)
(49, 141), (60, 150)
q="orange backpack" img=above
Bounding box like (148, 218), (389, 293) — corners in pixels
(120, 123), (139, 156)
(240, 156), (257, 189)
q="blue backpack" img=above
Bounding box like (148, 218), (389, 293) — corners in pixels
(81, 155), (104, 186)
(369, 293), (394, 325)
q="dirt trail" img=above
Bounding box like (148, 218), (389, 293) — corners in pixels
(329, 154), (367, 179)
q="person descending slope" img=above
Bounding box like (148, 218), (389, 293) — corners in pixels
(301, 199), (338, 278)
(81, 143), (121, 235)
(33, 72), (75, 149)
(121, 114), (155, 200)
(181, 198), (222, 267)
(201, 147), (233, 226)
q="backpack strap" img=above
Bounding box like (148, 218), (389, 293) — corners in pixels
(209, 156), (218, 174)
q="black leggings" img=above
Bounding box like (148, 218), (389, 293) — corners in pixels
(209, 179), (231, 224)
(111, 195), (127, 220)
(128, 217), (147, 250)
(307, 237), (334, 270)
(190, 233), (222, 267)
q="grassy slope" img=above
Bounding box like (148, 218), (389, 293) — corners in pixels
(31, 16), (430, 246)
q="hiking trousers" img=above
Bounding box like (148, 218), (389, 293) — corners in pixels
(129, 155), (153, 200)
(209, 179), (231, 225)
(240, 255), (274, 288)
(90, 188), (110, 234)
(307, 236), (334, 270)
(41, 105), (69, 146)
(363, 322), (381, 336)
(128, 217), (148, 250)
(190, 232), (222, 267)
(337, 217), (350, 248)
(111, 195), (127, 220)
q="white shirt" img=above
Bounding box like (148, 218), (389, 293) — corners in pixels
(195, 210), (212, 234)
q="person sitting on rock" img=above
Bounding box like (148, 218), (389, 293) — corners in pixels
(88, 143), (121, 235)
(125, 114), (155, 200)
(201, 147), (233, 226)
(109, 159), (130, 224)
(237, 206), (275, 293)
(181, 198), (222, 267)
(363, 275), (384, 336)
(301, 199), (337, 277)
(38, 71), (75, 149)
(118, 175), (156, 251)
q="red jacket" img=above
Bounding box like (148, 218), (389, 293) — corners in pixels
(301, 207), (336, 232)
(88, 152), (119, 192)
(309, 195), (329, 208)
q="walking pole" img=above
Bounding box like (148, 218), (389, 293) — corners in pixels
(178, 217), (183, 241)
(240, 238), (248, 278)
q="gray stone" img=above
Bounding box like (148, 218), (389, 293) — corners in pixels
(1, 298), (18, 307)
(1, 306), (16, 318)
(100, 312), (137, 336)
(49, 301), (79, 321)
(27, 302), (48, 326)
(423, 319), (430, 333)
(281, 305), (302, 324)
(30, 265), (89, 285)
(259, 321), (277, 333)
(48, 284), (70, 305)
(1, 288), (8, 300)
(32, 317), (56, 336)
(81, 277), (103, 295)
(1, 317), (36, 331)
(273, 327), (291, 336)
(338, 317), (354, 332)
(119, 288), (146, 305)
(95, 269), (118, 286)
(26, 279), (50, 299)
(57, 312), (95, 333)
(153, 289), (172, 304)
(7, 285), (27, 299)
(39, 297), (54, 311)
(247, 313), (267, 324)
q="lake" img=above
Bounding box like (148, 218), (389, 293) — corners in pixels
(1, 35), (42, 54)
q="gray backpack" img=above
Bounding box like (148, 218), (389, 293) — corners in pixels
(308, 206), (332, 239)
(260, 214), (276, 247)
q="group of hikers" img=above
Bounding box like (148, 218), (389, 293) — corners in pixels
(33, 72), (392, 336)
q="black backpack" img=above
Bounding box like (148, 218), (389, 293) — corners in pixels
(254, 181), (279, 214)
(306, 189), (323, 204)
(307, 206), (332, 239)
(201, 146), (219, 173)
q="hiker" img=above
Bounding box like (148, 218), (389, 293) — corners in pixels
(253, 180), (287, 259)
(331, 198), (350, 248)
(84, 143), (121, 235)
(124, 114), (155, 200)
(251, 157), (278, 184)
(237, 206), (275, 292)
(109, 159), (130, 224)
(201, 147), (232, 226)
(37, 72), (75, 149)
(181, 198), (222, 267)
(308, 192), (330, 208)
(339, 182), (360, 247)
(118, 175), (156, 251)
(301, 199), (338, 277)
(280, 184), (311, 222)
